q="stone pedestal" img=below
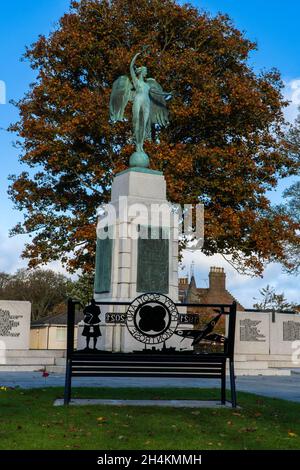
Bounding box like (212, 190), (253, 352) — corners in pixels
(95, 168), (179, 302)
(79, 168), (192, 352)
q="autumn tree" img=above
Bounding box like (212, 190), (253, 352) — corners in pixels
(274, 109), (300, 274)
(279, 182), (300, 275)
(9, 0), (299, 275)
(0, 269), (71, 320)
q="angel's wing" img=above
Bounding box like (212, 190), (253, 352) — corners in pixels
(109, 75), (133, 122)
(147, 78), (170, 127)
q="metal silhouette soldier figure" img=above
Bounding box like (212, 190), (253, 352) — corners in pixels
(82, 299), (101, 350)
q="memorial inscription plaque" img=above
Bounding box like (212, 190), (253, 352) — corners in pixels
(0, 301), (31, 350)
(137, 226), (169, 293)
(270, 314), (300, 355)
(283, 321), (300, 341)
(234, 312), (270, 355)
(240, 318), (266, 342)
(94, 230), (113, 294)
(0, 309), (22, 338)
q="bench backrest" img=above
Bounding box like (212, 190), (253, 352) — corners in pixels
(66, 297), (237, 368)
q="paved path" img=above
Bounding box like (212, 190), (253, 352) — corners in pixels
(1, 372), (300, 403)
(54, 398), (234, 408)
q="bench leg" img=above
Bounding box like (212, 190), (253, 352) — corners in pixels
(221, 364), (226, 405)
(229, 360), (237, 408)
(64, 359), (72, 405)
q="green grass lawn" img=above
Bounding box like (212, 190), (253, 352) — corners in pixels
(0, 386), (300, 450)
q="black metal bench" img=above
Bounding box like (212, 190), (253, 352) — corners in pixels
(64, 298), (237, 407)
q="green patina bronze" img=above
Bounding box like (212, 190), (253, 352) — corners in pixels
(117, 167), (163, 176)
(94, 233), (113, 294)
(137, 226), (169, 293)
(109, 48), (172, 168)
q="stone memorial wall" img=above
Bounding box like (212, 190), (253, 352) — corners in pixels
(234, 310), (300, 360)
(0, 301), (31, 350)
(270, 313), (300, 356)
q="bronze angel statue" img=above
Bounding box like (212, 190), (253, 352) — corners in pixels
(109, 51), (172, 168)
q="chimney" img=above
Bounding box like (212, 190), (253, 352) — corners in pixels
(209, 267), (226, 292)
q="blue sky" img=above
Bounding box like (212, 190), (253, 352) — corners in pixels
(196, 0), (300, 77)
(0, 0), (299, 306)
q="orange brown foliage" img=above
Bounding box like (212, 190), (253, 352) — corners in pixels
(8, 0), (299, 274)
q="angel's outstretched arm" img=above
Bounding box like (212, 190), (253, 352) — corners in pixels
(150, 89), (173, 97)
(130, 53), (140, 89)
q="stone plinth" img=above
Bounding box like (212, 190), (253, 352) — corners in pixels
(111, 167), (167, 204)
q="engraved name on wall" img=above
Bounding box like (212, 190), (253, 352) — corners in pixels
(283, 321), (300, 342)
(240, 318), (266, 342)
(0, 309), (22, 338)
(0, 301), (31, 350)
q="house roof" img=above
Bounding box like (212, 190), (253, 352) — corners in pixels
(196, 287), (244, 311)
(31, 310), (83, 326)
(179, 272), (244, 311)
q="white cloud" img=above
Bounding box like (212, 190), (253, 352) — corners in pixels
(45, 260), (78, 279)
(0, 230), (28, 273)
(283, 78), (300, 123)
(0, 229), (77, 278)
